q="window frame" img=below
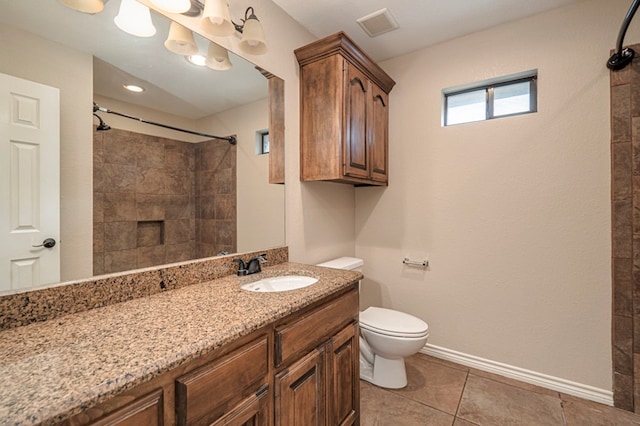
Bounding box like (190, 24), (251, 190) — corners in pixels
(443, 72), (537, 126)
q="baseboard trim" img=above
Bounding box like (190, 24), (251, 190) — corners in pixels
(421, 344), (613, 406)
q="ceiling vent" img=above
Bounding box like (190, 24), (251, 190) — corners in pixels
(356, 8), (399, 38)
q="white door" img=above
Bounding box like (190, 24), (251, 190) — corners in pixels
(0, 72), (60, 293)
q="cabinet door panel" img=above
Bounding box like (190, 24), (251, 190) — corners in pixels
(210, 387), (271, 426)
(92, 389), (163, 426)
(344, 64), (369, 180)
(368, 85), (389, 184)
(176, 336), (269, 426)
(326, 322), (359, 426)
(275, 348), (324, 426)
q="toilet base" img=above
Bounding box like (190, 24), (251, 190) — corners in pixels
(360, 354), (408, 389)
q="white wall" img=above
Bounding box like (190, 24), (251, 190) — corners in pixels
(0, 24), (93, 282)
(356, 0), (640, 391)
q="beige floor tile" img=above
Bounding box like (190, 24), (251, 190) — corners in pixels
(468, 367), (560, 398)
(389, 354), (469, 415)
(457, 374), (564, 425)
(453, 418), (479, 426)
(561, 394), (640, 425)
(361, 381), (454, 426)
(419, 353), (471, 373)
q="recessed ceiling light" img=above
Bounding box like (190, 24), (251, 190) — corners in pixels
(123, 83), (145, 92)
(187, 54), (207, 66)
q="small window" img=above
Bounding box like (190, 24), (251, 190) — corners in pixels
(443, 72), (537, 126)
(255, 130), (269, 155)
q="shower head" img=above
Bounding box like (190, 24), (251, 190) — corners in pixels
(93, 113), (111, 131)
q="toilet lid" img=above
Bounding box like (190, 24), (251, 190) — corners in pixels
(360, 307), (428, 337)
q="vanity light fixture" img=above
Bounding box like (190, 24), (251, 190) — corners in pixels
(123, 83), (145, 92)
(205, 42), (232, 70)
(58, 0), (105, 14)
(164, 21), (198, 55)
(150, 0), (191, 14)
(200, 1), (268, 55)
(114, 0), (157, 37)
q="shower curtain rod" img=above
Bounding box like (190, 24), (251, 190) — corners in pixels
(92, 102), (237, 145)
(607, 0), (640, 70)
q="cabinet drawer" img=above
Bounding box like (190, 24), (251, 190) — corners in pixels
(275, 289), (358, 367)
(176, 336), (269, 426)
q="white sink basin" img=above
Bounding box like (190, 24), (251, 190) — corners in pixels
(241, 275), (319, 292)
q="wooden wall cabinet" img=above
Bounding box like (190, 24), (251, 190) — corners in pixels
(60, 287), (359, 426)
(295, 32), (395, 186)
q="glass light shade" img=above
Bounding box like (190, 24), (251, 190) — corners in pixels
(200, 0), (234, 36)
(205, 42), (232, 71)
(114, 0), (157, 38)
(150, 0), (190, 14)
(164, 21), (197, 55)
(58, 0), (104, 14)
(239, 16), (267, 55)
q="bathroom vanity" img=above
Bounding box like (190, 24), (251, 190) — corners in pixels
(0, 259), (362, 425)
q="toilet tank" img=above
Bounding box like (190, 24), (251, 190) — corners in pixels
(317, 257), (363, 272)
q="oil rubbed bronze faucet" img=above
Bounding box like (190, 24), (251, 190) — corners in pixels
(233, 254), (267, 276)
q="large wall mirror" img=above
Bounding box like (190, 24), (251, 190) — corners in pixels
(0, 0), (285, 294)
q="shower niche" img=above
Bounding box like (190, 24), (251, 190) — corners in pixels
(93, 127), (237, 275)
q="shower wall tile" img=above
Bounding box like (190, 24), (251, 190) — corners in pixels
(137, 167), (166, 195)
(215, 168), (235, 194)
(612, 84), (631, 143)
(216, 221), (235, 247)
(104, 222), (137, 252)
(614, 257), (633, 317)
(103, 192), (136, 222)
(613, 142), (632, 199)
(198, 171), (217, 196)
(94, 223), (104, 254)
(104, 249), (138, 273)
(93, 253), (105, 276)
(198, 196), (216, 219)
(165, 219), (191, 244)
(166, 243), (193, 263)
(137, 137), (165, 168)
(611, 44), (640, 412)
(93, 163), (104, 193)
(615, 372), (634, 412)
(103, 129), (138, 165)
(137, 246), (166, 269)
(615, 315), (634, 375)
(103, 164), (137, 193)
(136, 194), (165, 221)
(613, 200), (633, 258)
(165, 141), (193, 170)
(95, 131), (236, 275)
(215, 196), (236, 220)
(166, 195), (192, 220)
(166, 170), (191, 195)
(93, 193), (104, 223)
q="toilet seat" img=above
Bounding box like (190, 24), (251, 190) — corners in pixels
(360, 307), (429, 338)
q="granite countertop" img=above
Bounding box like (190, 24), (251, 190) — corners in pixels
(0, 262), (362, 425)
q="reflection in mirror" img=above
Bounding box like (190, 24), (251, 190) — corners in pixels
(0, 0), (284, 294)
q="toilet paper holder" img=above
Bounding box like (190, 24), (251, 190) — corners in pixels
(402, 257), (429, 268)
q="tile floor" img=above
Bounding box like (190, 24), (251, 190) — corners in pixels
(360, 353), (640, 425)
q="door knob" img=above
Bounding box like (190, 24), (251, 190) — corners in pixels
(33, 238), (56, 248)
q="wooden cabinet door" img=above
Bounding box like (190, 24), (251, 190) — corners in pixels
(368, 84), (389, 184)
(275, 348), (325, 426)
(326, 322), (359, 426)
(210, 387), (271, 426)
(343, 64), (369, 180)
(91, 389), (163, 426)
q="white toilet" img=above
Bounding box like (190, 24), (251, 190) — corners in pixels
(317, 257), (429, 389)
